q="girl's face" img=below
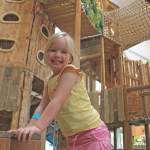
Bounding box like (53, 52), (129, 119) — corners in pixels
(46, 37), (72, 76)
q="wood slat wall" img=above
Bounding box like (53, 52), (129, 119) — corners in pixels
(0, 66), (22, 111)
(0, 0), (35, 67)
(101, 85), (124, 123)
(26, 13), (54, 81)
(124, 59), (150, 120)
(0, 0), (35, 112)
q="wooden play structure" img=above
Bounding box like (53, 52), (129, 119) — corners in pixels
(0, 0), (150, 150)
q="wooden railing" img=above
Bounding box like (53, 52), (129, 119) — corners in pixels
(0, 131), (41, 150)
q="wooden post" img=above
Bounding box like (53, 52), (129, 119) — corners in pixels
(145, 124), (150, 150)
(123, 85), (133, 150)
(101, 36), (105, 90)
(74, 0), (81, 68)
(139, 64), (148, 118)
(123, 85), (129, 150)
(90, 60), (93, 92)
(19, 70), (33, 128)
(41, 129), (46, 150)
(110, 56), (114, 88)
(114, 127), (117, 150)
(11, 72), (25, 130)
(146, 62), (150, 83)
(118, 46), (124, 85)
(101, 0), (107, 12)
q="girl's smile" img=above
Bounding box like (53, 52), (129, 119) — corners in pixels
(46, 37), (72, 76)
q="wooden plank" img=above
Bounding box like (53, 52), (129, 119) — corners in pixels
(123, 121), (131, 150)
(6, 67), (22, 111)
(114, 111), (118, 122)
(80, 53), (101, 60)
(74, 0), (81, 68)
(0, 66), (4, 97)
(145, 124), (150, 150)
(117, 85), (124, 122)
(0, 138), (11, 150)
(11, 71), (24, 130)
(81, 36), (101, 49)
(112, 87), (118, 110)
(139, 91), (150, 96)
(114, 127), (117, 150)
(0, 67), (12, 111)
(11, 139), (41, 150)
(41, 129), (46, 150)
(127, 84), (150, 92)
(108, 88), (114, 123)
(146, 62), (150, 83)
(19, 70), (33, 128)
(101, 36), (105, 90)
(104, 89), (109, 123)
(80, 45), (101, 58)
(89, 60), (92, 92)
(129, 62), (133, 87)
(110, 56), (115, 88)
(123, 85), (128, 120)
(118, 46), (124, 85)
(100, 90), (104, 121)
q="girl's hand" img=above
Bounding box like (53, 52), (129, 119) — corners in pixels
(8, 126), (41, 142)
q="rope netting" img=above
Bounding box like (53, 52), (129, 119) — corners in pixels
(102, 0), (150, 49)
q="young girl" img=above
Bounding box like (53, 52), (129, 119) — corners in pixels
(8, 32), (111, 150)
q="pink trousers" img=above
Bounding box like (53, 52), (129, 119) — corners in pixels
(66, 122), (111, 150)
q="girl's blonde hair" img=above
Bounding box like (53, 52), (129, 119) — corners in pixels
(44, 32), (78, 66)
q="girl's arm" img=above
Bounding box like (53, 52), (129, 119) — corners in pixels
(7, 84), (50, 137)
(27, 84), (50, 126)
(11, 67), (80, 142)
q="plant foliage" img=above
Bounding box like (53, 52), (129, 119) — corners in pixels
(81, 0), (103, 32)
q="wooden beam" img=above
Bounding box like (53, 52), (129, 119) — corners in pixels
(80, 45), (101, 58)
(110, 56), (114, 88)
(118, 46), (124, 85)
(80, 53), (101, 60)
(114, 127), (117, 150)
(123, 85), (133, 150)
(127, 84), (150, 92)
(89, 60), (93, 92)
(74, 0), (81, 68)
(139, 91), (150, 96)
(19, 71), (33, 128)
(11, 71), (25, 130)
(146, 62), (150, 83)
(145, 124), (150, 150)
(123, 121), (133, 150)
(101, 36), (105, 90)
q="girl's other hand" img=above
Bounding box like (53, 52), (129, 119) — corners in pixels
(7, 126), (41, 142)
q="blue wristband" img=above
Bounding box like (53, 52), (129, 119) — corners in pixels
(32, 113), (41, 120)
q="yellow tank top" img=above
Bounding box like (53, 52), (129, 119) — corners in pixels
(45, 64), (101, 137)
